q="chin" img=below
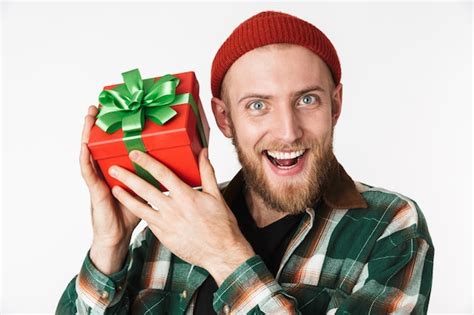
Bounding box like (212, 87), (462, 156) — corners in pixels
(240, 146), (332, 214)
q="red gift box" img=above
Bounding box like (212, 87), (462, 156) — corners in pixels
(88, 71), (210, 192)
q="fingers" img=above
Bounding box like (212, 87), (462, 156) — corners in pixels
(81, 106), (97, 144)
(198, 148), (220, 196)
(108, 165), (169, 209)
(88, 105), (98, 116)
(80, 143), (97, 185)
(128, 150), (193, 195)
(111, 186), (160, 226)
(80, 106), (100, 185)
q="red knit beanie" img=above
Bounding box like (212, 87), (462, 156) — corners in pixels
(211, 11), (341, 98)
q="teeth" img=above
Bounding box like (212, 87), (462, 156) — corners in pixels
(267, 149), (305, 160)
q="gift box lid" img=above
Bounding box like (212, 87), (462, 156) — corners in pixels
(88, 71), (210, 160)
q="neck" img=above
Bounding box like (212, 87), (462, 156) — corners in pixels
(244, 188), (288, 228)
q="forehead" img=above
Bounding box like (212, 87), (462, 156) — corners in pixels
(222, 44), (334, 99)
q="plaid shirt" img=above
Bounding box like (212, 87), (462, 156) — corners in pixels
(57, 163), (433, 314)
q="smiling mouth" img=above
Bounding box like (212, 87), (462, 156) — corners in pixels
(264, 149), (307, 169)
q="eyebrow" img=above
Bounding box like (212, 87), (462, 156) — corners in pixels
(237, 85), (326, 104)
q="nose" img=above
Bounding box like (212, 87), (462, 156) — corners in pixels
(271, 103), (303, 143)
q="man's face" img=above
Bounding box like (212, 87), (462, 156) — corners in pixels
(216, 44), (342, 214)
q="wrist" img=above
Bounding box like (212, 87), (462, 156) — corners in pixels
(206, 243), (255, 287)
(90, 240), (130, 275)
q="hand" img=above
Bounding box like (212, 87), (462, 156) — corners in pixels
(80, 105), (141, 274)
(108, 148), (255, 285)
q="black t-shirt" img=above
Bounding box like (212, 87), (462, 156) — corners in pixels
(194, 191), (304, 314)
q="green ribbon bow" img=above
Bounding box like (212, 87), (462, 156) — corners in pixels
(96, 69), (180, 134)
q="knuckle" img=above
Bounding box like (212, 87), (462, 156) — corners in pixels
(79, 161), (89, 174)
(206, 163), (215, 175)
(125, 174), (138, 187)
(86, 116), (95, 124)
(157, 169), (169, 182)
(188, 192), (199, 204)
(152, 163), (166, 178)
(131, 179), (153, 200)
(81, 167), (92, 180)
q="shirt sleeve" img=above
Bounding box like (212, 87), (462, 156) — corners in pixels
(56, 228), (149, 315)
(212, 255), (300, 315)
(327, 236), (434, 315)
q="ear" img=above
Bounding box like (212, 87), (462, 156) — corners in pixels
(211, 97), (233, 138)
(331, 83), (343, 126)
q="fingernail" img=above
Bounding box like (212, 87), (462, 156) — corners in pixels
(129, 150), (139, 161)
(109, 166), (118, 178)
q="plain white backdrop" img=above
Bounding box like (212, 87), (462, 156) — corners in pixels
(1, 1), (472, 314)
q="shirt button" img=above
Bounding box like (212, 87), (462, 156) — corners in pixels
(223, 304), (231, 314)
(180, 290), (187, 299)
(100, 291), (109, 299)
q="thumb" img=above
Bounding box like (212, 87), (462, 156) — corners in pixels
(199, 148), (220, 196)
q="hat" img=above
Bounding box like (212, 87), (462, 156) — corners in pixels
(210, 11), (341, 98)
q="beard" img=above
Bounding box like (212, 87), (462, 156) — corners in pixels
(230, 123), (336, 215)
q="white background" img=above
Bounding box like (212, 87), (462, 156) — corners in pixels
(1, 1), (472, 314)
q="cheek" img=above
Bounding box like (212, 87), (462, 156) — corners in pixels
(300, 113), (333, 138)
(232, 118), (267, 152)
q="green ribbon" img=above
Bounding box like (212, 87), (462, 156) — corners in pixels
(96, 69), (207, 189)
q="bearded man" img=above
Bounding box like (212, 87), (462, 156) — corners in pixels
(57, 11), (433, 314)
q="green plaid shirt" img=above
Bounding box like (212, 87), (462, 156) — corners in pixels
(57, 163), (433, 314)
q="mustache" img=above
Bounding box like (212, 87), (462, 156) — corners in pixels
(255, 139), (321, 153)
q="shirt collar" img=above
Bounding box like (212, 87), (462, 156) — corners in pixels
(221, 159), (368, 210)
(322, 160), (368, 209)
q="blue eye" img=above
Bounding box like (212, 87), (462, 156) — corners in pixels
(299, 95), (317, 105)
(249, 101), (265, 110)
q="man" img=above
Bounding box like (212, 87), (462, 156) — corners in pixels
(57, 11), (433, 314)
